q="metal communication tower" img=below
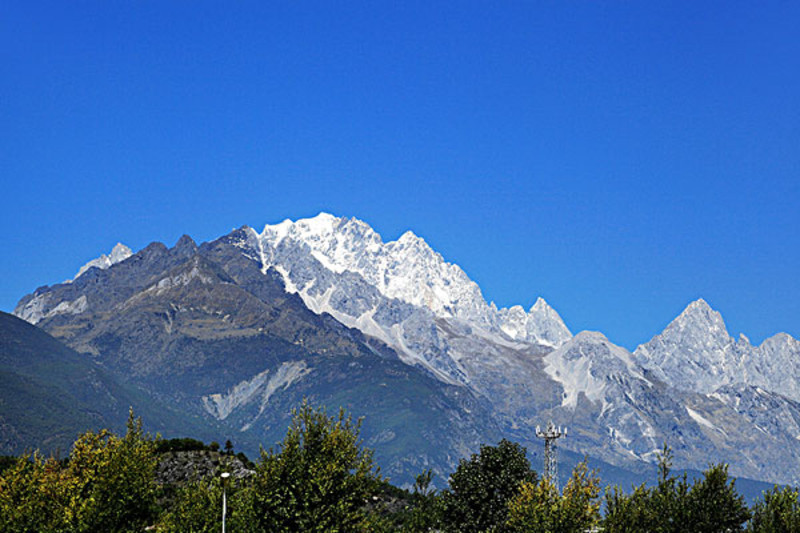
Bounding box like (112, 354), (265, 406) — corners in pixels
(536, 421), (566, 491)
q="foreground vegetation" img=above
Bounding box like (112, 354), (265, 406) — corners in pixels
(1, 403), (799, 532)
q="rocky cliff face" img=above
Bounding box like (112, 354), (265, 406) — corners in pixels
(635, 299), (800, 401)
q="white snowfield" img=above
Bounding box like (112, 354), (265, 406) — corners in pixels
(256, 213), (572, 348)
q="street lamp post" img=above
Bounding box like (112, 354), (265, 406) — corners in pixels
(221, 472), (231, 533)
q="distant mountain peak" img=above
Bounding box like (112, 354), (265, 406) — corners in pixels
(666, 299), (731, 342)
(397, 229), (424, 244)
(72, 242), (133, 281)
(531, 296), (546, 309)
(678, 298), (723, 323)
(109, 242), (132, 261)
(521, 297), (572, 347)
(633, 299), (736, 393)
(688, 297), (711, 310)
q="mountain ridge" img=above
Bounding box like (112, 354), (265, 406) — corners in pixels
(10, 213), (800, 486)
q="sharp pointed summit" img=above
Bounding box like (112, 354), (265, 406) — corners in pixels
(72, 242), (133, 282)
(634, 299), (738, 393)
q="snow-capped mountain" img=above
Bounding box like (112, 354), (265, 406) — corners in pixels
(240, 214), (570, 380)
(257, 214), (571, 344)
(11, 214), (800, 485)
(14, 243), (132, 325)
(498, 298), (573, 348)
(537, 330), (800, 484)
(751, 333), (800, 401)
(260, 215), (491, 323)
(11, 232), (500, 485)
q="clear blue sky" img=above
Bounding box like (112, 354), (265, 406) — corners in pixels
(1, 2), (798, 350)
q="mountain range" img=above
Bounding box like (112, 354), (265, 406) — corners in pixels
(7, 213), (800, 488)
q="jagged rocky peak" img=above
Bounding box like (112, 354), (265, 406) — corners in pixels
(673, 298), (731, 338)
(638, 298), (735, 355)
(499, 297), (572, 347)
(746, 332), (800, 401)
(528, 297), (572, 347)
(109, 242), (133, 262)
(172, 234), (198, 258)
(633, 299), (800, 401)
(252, 213), (572, 347)
(760, 332), (800, 352)
(634, 299), (739, 393)
(257, 213), (490, 320)
(261, 213), (381, 258)
(73, 242), (133, 281)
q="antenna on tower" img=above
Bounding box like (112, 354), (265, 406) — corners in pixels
(536, 421), (567, 491)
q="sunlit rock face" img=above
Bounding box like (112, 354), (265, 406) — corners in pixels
(635, 299), (800, 402)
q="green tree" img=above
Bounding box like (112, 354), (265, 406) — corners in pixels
(687, 463), (750, 532)
(0, 452), (73, 532)
(506, 460), (601, 533)
(603, 483), (658, 533)
(156, 476), (244, 533)
(65, 411), (159, 532)
(156, 453), (249, 532)
(651, 445), (691, 533)
(604, 445), (750, 533)
(398, 469), (443, 532)
(604, 445), (691, 533)
(239, 400), (382, 532)
(156, 480), (220, 533)
(747, 486), (800, 533)
(0, 409), (158, 533)
(440, 439), (537, 533)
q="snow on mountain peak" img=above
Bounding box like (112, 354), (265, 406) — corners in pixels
(397, 230), (424, 245)
(632, 298), (800, 403)
(254, 213), (572, 348)
(665, 299), (733, 350)
(73, 243), (133, 281)
(258, 213), (480, 316)
(679, 298), (725, 325)
(531, 297), (549, 313)
(530, 298), (572, 346)
(109, 243), (132, 263)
